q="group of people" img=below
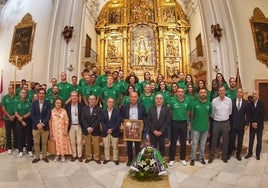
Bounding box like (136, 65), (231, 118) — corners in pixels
(1, 65), (265, 167)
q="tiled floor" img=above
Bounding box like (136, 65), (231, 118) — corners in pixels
(0, 123), (267, 188)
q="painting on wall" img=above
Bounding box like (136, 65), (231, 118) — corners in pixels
(250, 8), (268, 67)
(9, 13), (36, 69)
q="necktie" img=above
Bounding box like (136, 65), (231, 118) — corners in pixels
(237, 99), (241, 110)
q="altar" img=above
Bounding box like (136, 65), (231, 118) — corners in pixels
(95, 0), (190, 81)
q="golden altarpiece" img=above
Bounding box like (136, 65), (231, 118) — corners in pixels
(95, 0), (190, 81)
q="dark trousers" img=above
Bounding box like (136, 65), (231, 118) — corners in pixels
(228, 128), (244, 157)
(5, 120), (18, 149)
(127, 141), (140, 162)
(248, 126), (263, 156)
(210, 120), (229, 159)
(16, 119), (33, 152)
(150, 132), (166, 156)
(169, 120), (187, 161)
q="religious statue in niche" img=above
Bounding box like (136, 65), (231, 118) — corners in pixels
(131, 25), (155, 66)
(165, 36), (179, 57)
(135, 35), (150, 65)
(162, 6), (176, 23)
(107, 40), (118, 58)
(108, 8), (121, 24)
(130, 0), (154, 22)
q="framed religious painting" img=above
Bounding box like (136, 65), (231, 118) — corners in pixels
(250, 8), (268, 67)
(9, 13), (36, 69)
(123, 119), (144, 142)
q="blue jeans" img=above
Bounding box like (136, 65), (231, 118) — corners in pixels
(191, 130), (208, 160)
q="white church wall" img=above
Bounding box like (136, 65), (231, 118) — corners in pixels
(228, 0), (268, 93)
(0, 0), (52, 94)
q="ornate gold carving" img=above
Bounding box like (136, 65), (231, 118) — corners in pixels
(9, 13), (36, 69)
(95, 0), (190, 81)
(250, 7), (268, 67)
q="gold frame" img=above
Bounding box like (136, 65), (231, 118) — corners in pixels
(250, 8), (268, 67)
(9, 13), (36, 69)
(123, 119), (144, 142)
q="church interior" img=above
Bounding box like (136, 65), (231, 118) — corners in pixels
(0, 0), (268, 187)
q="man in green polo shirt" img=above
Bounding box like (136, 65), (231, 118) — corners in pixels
(190, 88), (212, 166)
(226, 77), (237, 100)
(57, 72), (72, 105)
(14, 89), (33, 158)
(100, 76), (120, 109)
(96, 66), (110, 88)
(2, 85), (18, 154)
(169, 87), (190, 166)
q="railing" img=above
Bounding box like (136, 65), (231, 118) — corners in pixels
(82, 47), (98, 63)
(189, 46), (206, 63)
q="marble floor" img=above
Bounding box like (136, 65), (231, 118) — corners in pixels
(0, 123), (268, 188)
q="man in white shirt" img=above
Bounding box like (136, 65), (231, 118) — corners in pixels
(208, 86), (232, 163)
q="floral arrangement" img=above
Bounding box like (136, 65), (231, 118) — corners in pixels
(129, 146), (168, 181)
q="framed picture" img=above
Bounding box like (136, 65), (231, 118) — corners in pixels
(123, 119), (144, 142)
(250, 8), (268, 67)
(9, 13), (36, 69)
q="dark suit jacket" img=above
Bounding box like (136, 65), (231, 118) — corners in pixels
(101, 108), (122, 138)
(229, 98), (249, 129)
(65, 102), (84, 131)
(147, 105), (171, 133)
(249, 100), (265, 129)
(31, 100), (51, 131)
(121, 103), (146, 121)
(81, 105), (102, 136)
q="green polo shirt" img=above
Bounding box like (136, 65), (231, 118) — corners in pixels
(100, 86), (120, 108)
(96, 74), (108, 88)
(14, 99), (31, 116)
(57, 82), (72, 103)
(226, 88), (237, 100)
(91, 84), (101, 97)
(169, 97), (190, 121)
(139, 93), (155, 113)
(177, 80), (186, 90)
(191, 99), (212, 131)
(71, 85), (82, 95)
(118, 80), (128, 94)
(82, 85), (92, 98)
(2, 94), (17, 120)
(45, 94), (62, 109)
(79, 78), (86, 87)
(185, 93), (198, 109)
(121, 95), (130, 106)
(27, 89), (36, 102)
(46, 88), (53, 96)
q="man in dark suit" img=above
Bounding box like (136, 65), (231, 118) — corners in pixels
(228, 88), (249, 161)
(121, 92), (146, 166)
(65, 91), (84, 162)
(147, 93), (170, 156)
(101, 98), (122, 165)
(31, 88), (51, 163)
(81, 95), (102, 164)
(245, 90), (265, 160)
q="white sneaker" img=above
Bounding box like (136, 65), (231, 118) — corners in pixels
(19, 152), (23, 158)
(54, 156), (59, 162)
(28, 151), (34, 157)
(169, 160), (175, 167)
(61, 156), (65, 162)
(180, 160), (187, 166)
(8, 149), (12, 155)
